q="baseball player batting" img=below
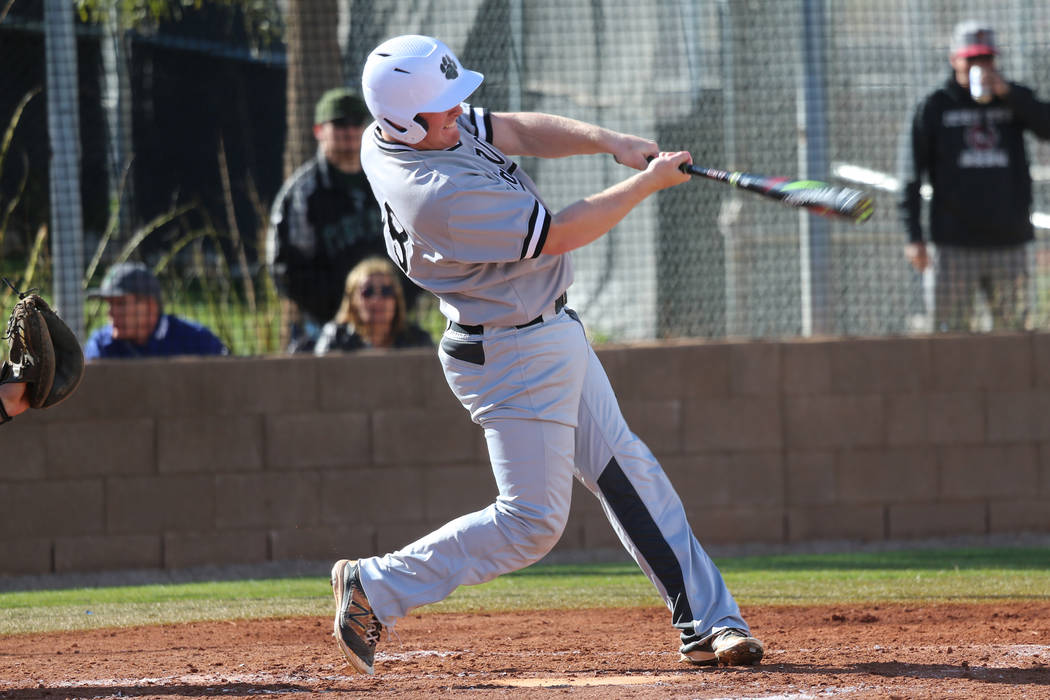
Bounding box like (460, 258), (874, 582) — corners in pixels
(330, 34), (764, 676)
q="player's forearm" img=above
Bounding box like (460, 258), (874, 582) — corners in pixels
(493, 112), (620, 159)
(544, 173), (659, 255)
(543, 152), (691, 255)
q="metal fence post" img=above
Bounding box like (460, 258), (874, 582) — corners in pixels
(798, 0), (831, 336)
(44, 0), (86, 339)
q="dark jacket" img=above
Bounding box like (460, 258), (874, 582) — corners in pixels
(313, 321), (434, 355)
(267, 150), (388, 324)
(899, 75), (1050, 247)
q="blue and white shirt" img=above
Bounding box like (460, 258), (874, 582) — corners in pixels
(85, 314), (228, 359)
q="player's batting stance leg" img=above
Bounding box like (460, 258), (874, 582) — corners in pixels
(335, 312), (586, 675)
(333, 309), (761, 674)
(570, 313), (756, 664)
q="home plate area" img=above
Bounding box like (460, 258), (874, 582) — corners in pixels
(1, 603), (1047, 699)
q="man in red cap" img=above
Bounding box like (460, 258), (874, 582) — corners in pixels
(899, 20), (1050, 332)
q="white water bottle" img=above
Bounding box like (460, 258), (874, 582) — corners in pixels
(969, 65), (991, 104)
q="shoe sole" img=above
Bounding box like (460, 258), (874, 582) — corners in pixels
(715, 636), (764, 666)
(331, 559), (374, 675)
(679, 651), (718, 666)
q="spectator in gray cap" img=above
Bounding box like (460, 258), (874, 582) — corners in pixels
(267, 87), (422, 354)
(898, 20), (1050, 332)
(85, 262), (228, 359)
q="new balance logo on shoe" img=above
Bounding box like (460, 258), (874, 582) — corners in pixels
(331, 559), (383, 675)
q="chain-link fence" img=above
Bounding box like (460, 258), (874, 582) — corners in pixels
(2, 0), (1049, 354)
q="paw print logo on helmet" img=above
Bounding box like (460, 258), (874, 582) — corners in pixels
(362, 35), (484, 145)
(440, 55), (459, 80)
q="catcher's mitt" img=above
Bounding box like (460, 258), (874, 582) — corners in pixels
(0, 284), (85, 422)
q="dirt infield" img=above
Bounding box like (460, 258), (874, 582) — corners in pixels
(2, 602), (1048, 699)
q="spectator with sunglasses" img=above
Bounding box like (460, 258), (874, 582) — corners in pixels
(314, 257), (432, 354)
(268, 88), (421, 354)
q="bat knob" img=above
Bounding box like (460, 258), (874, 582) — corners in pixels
(644, 155), (692, 173)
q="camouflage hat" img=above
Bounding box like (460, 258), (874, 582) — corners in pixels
(314, 87), (370, 125)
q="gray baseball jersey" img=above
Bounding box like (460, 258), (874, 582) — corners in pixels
(360, 104), (572, 326)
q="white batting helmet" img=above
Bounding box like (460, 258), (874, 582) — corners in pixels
(362, 35), (484, 145)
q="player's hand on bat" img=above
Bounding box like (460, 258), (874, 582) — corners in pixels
(644, 151), (693, 189)
(610, 134), (659, 170)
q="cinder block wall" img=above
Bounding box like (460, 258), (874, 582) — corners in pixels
(2, 333), (1048, 576)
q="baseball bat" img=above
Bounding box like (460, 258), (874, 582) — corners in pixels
(680, 163), (874, 223)
(646, 156), (874, 223)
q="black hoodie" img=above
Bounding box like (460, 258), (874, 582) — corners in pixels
(899, 75), (1050, 247)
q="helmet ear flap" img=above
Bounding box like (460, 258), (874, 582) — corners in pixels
(381, 116), (428, 144)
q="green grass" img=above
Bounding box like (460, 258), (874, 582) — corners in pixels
(0, 547), (1046, 636)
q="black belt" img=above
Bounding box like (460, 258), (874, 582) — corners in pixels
(449, 293), (567, 335)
